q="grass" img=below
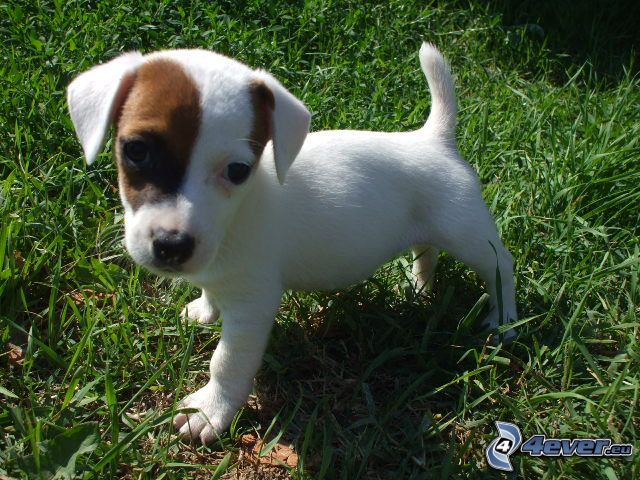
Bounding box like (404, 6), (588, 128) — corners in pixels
(1, 0), (638, 478)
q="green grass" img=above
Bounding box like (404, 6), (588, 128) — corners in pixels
(1, 0), (639, 478)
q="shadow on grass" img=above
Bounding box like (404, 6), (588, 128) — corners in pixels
(247, 259), (520, 475)
(486, 0), (639, 81)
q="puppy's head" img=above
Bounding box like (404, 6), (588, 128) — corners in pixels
(67, 50), (310, 277)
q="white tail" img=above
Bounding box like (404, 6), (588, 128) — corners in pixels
(419, 43), (457, 142)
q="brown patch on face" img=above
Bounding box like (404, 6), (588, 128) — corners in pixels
(248, 80), (274, 158)
(116, 58), (201, 210)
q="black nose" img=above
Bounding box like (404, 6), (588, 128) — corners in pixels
(152, 229), (195, 266)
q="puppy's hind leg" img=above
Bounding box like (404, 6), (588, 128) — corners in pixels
(411, 244), (439, 295)
(432, 200), (518, 341)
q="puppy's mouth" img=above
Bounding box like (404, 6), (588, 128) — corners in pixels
(143, 253), (201, 278)
(150, 261), (184, 275)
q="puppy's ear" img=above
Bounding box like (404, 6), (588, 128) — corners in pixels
(67, 52), (143, 165)
(254, 71), (310, 184)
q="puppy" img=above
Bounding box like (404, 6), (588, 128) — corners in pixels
(67, 43), (517, 443)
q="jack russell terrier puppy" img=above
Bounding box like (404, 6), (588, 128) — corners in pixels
(67, 43), (517, 443)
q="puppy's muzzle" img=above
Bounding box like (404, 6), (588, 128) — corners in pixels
(152, 228), (195, 267)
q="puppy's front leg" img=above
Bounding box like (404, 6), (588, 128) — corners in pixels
(181, 290), (220, 325)
(173, 289), (281, 443)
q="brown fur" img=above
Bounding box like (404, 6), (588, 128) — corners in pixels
(116, 59), (201, 210)
(248, 80), (274, 158)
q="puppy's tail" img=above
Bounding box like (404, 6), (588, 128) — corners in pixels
(419, 42), (457, 142)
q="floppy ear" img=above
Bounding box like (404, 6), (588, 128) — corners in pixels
(254, 71), (310, 184)
(67, 52), (143, 165)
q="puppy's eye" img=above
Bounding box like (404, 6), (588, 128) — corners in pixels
(225, 162), (252, 185)
(123, 140), (149, 164)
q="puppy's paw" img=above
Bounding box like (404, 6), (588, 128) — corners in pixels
(410, 247), (438, 296)
(173, 383), (238, 444)
(410, 272), (433, 296)
(181, 296), (220, 325)
(482, 309), (517, 344)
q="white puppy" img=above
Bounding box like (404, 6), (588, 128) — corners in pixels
(67, 43), (517, 443)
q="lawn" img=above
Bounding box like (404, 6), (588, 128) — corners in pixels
(1, 1), (639, 478)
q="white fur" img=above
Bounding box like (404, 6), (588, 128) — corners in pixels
(67, 51), (143, 165)
(67, 43), (517, 443)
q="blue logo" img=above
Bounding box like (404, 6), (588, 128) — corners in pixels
(486, 422), (523, 472)
(486, 421), (634, 471)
